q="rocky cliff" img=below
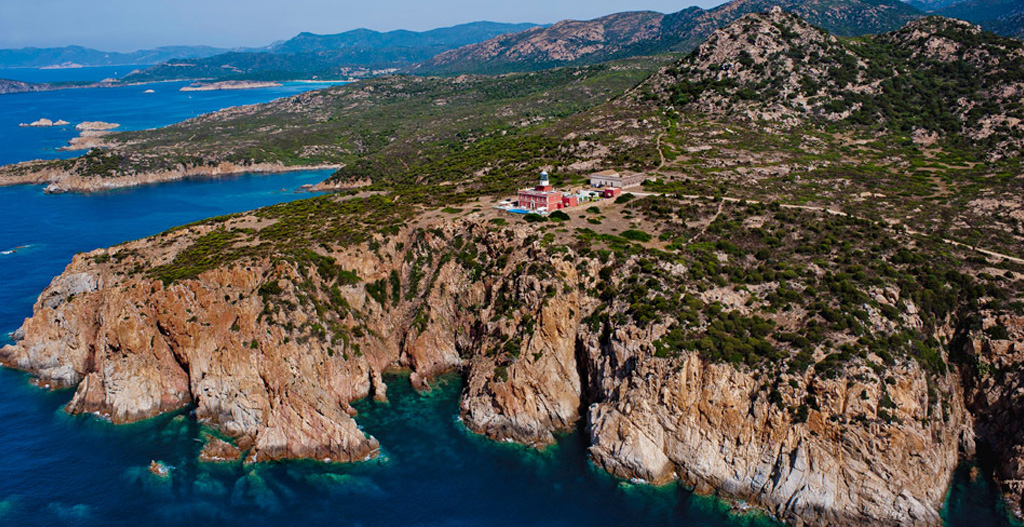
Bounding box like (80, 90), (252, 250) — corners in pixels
(960, 312), (1024, 518)
(3, 193), (1020, 526)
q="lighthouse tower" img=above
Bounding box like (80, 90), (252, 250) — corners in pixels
(537, 170), (552, 191)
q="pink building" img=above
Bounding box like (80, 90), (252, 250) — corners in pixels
(518, 171), (563, 211)
(603, 187), (622, 199)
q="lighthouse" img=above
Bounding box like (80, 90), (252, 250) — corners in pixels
(517, 170), (563, 211)
(537, 170), (553, 191)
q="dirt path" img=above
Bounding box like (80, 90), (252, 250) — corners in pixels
(686, 197), (725, 245)
(655, 133), (667, 171)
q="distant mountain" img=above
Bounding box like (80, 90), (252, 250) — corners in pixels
(415, 11), (691, 75)
(906, 0), (963, 10)
(930, 0), (1024, 36)
(270, 21), (539, 54)
(984, 8), (1024, 36)
(120, 22), (540, 83)
(0, 45), (233, 69)
(415, 0), (924, 74)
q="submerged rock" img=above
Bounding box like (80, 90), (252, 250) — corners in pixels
(198, 434), (243, 463)
(148, 460), (170, 478)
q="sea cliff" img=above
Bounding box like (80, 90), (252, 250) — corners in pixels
(3, 194), (1020, 526)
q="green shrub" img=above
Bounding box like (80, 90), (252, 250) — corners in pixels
(621, 229), (652, 242)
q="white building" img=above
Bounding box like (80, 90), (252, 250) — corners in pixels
(589, 170), (648, 189)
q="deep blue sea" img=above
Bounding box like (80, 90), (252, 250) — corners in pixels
(0, 71), (1018, 527)
(0, 65), (150, 84)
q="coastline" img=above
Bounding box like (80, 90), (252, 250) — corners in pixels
(0, 160), (342, 193)
(0, 77), (352, 96)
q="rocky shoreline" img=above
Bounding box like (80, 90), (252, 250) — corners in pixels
(0, 160), (343, 193)
(2, 202), (1020, 526)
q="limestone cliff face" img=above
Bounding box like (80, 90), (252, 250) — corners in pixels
(0, 211), (1017, 527)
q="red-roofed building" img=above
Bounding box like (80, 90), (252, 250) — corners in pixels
(518, 171), (563, 211)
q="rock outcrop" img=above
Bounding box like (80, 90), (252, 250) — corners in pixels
(645, 10), (1024, 158)
(581, 327), (971, 526)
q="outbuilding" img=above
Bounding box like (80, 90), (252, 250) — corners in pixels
(589, 170), (647, 189)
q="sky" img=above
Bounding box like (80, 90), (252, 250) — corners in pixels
(0, 0), (723, 52)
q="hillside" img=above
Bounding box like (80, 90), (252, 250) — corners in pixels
(0, 45), (232, 69)
(932, 0), (1024, 36)
(650, 12), (1024, 156)
(908, 0), (963, 9)
(415, 0), (923, 74)
(2, 10), (1024, 526)
(0, 56), (667, 193)
(120, 22), (539, 83)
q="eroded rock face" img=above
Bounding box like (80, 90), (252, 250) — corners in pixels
(961, 313), (1024, 519)
(580, 324), (971, 526)
(461, 262), (588, 446)
(1, 212), (1020, 527)
(0, 217), (580, 465)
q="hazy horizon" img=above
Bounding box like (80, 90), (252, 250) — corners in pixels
(0, 0), (724, 52)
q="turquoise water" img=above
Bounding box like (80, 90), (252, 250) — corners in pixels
(0, 71), (1018, 527)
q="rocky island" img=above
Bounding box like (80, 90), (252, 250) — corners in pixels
(2, 7), (1024, 527)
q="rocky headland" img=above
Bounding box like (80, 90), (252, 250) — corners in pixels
(2, 192), (1021, 526)
(2, 8), (1024, 527)
(59, 121), (122, 152)
(180, 81), (283, 92)
(0, 79), (53, 95)
(0, 158), (341, 193)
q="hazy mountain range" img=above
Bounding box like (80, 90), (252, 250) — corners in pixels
(0, 45), (239, 69)
(2, 0), (1024, 85)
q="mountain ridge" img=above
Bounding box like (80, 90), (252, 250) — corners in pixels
(119, 21), (541, 83)
(415, 0), (925, 74)
(931, 0), (1024, 36)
